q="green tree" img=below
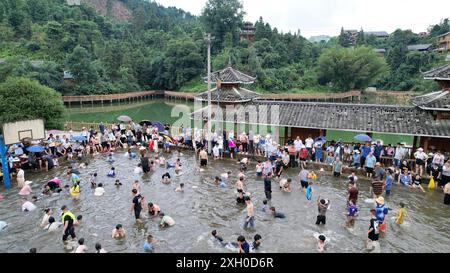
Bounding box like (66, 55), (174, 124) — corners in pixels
(0, 77), (66, 129)
(66, 46), (99, 86)
(318, 47), (387, 91)
(201, 0), (245, 51)
(163, 40), (204, 90)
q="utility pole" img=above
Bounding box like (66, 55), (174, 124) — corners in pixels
(205, 33), (214, 155)
(0, 134), (10, 189)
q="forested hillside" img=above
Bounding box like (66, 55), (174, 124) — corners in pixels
(0, 0), (448, 95)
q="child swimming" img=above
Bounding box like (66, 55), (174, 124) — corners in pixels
(107, 167), (116, 178)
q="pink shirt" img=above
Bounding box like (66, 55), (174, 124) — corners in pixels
(228, 140), (236, 148)
(18, 185), (32, 196)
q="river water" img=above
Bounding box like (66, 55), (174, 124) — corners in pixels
(0, 150), (449, 253)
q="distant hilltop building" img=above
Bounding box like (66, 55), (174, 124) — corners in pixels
(365, 31), (390, 38)
(67, 0), (81, 6)
(240, 22), (256, 42)
(309, 35), (331, 43)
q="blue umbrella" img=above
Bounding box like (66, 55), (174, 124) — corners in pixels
(27, 145), (45, 153)
(71, 135), (87, 142)
(354, 134), (372, 142)
(151, 121), (165, 132)
(315, 136), (327, 142)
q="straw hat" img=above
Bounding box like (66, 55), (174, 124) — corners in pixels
(25, 181), (33, 185)
(375, 196), (385, 205)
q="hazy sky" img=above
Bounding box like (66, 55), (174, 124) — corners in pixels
(154, 0), (450, 38)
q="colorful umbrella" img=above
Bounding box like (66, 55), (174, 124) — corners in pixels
(47, 130), (63, 135)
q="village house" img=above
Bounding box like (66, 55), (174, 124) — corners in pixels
(437, 31), (450, 52)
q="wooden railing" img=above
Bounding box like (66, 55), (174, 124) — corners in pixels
(62, 90), (161, 103)
(259, 90), (361, 101)
(63, 90), (361, 103)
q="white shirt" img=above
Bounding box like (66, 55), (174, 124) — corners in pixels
(17, 169), (25, 180)
(294, 140), (303, 151)
(45, 222), (62, 232)
(213, 146), (220, 157)
(41, 214), (51, 228)
(134, 167), (143, 174)
(218, 139), (224, 149)
(22, 201), (37, 212)
(94, 187), (105, 196)
(414, 151), (427, 160)
(305, 138), (314, 148)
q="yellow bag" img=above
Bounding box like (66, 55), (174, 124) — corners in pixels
(428, 177), (435, 190)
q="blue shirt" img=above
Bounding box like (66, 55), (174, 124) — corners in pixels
(348, 205), (358, 217)
(306, 185), (312, 200)
(353, 154), (360, 163)
(385, 175), (393, 190)
(361, 146), (371, 157)
(144, 242), (153, 252)
(400, 174), (411, 186)
(240, 242), (250, 253)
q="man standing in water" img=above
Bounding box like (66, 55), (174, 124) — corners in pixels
(243, 196), (255, 230)
(264, 172), (273, 201)
(199, 148), (208, 167)
(316, 195), (329, 226)
(131, 189), (143, 223)
(61, 205), (77, 243)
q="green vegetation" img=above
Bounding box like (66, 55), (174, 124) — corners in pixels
(0, 77), (66, 129)
(0, 0), (448, 95)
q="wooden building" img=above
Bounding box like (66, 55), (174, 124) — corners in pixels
(240, 22), (256, 42)
(437, 31), (450, 52)
(192, 64), (450, 152)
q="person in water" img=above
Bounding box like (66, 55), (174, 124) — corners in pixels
(346, 200), (358, 228)
(269, 207), (286, 218)
(107, 167), (116, 178)
(112, 224), (126, 239)
(114, 179), (122, 187)
(95, 243), (107, 253)
(375, 197), (388, 237)
(40, 208), (53, 228)
(316, 196), (329, 226)
(159, 213), (175, 228)
(317, 235), (326, 252)
(132, 180), (141, 193)
(94, 183), (105, 196)
(367, 209), (380, 251)
(131, 189), (143, 223)
(236, 189), (246, 205)
(148, 202), (161, 216)
(69, 181), (80, 200)
(243, 196), (255, 230)
(61, 205), (77, 243)
(251, 234), (262, 252)
(175, 183), (184, 192)
(162, 173), (171, 184)
(144, 235), (155, 252)
(237, 235), (250, 253)
(306, 181), (314, 204)
(89, 173), (98, 188)
(74, 238), (87, 253)
(395, 203), (407, 225)
(261, 199), (270, 213)
(45, 216), (62, 232)
(211, 230), (227, 247)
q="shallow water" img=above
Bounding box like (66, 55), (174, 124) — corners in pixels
(0, 151), (449, 253)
